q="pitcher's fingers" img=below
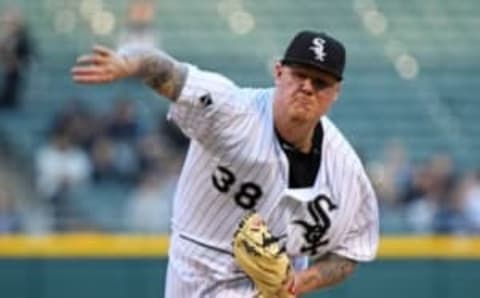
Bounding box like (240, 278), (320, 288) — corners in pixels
(76, 54), (107, 65)
(93, 45), (114, 57)
(73, 74), (108, 84)
(72, 69), (111, 82)
(71, 65), (104, 75)
(72, 66), (113, 83)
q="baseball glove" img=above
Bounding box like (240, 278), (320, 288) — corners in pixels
(232, 212), (296, 298)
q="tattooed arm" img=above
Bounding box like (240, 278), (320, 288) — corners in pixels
(295, 253), (357, 296)
(71, 45), (188, 101)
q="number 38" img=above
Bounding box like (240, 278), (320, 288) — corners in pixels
(212, 166), (263, 210)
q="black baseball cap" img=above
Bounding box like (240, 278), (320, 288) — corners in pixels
(281, 31), (346, 81)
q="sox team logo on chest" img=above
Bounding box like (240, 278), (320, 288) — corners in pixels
(292, 194), (338, 255)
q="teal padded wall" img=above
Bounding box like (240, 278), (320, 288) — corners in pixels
(0, 258), (479, 298)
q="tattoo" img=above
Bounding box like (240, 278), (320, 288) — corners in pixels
(315, 254), (355, 285)
(126, 48), (188, 101)
(299, 253), (356, 293)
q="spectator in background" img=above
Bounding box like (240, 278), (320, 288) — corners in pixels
(404, 154), (457, 233)
(367, 162), (395, 209)
(383, 139), (413, 203)
(0, 7), (34, 109)
(52, 99), (99, 151)
(463, 170), (480, 232)
(106, 99), (143, 142)
(0, 185), (21, 233)
(137, 132), (169, 173)
(117, 0), (160, 50)
(367, 139), (413, 210)
(436, 171), (475, 234)
(137, 114), (188, 174)
(35, 127), (92, 231)
(116, 0), (160, 96)
(104, 99), (144, 183)
(90, 135), (118, 183)
(125, 150), (183, 233)
(125, 169), (174, 233)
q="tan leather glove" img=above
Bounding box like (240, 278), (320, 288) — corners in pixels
(233, 212), (296, 298)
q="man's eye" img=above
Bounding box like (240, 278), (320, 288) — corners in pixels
(313, 79), (329, 90)
(292, 71), (306, 80)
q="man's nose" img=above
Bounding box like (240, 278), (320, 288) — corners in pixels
(300, 77), (315, 94)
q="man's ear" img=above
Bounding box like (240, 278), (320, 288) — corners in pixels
(274, 62), (283, 85)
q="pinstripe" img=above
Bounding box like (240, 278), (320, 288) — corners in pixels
(328, 151), (354, 250)
(211, 109), (278, 241)
(223, 94), (290, 238)
(180, 90), (270, 244)
(173, 105), (252, 234)
(172, 95), (262, 265)
(173, 145), (212, 228)
(189, 92), (279, 265)
(186, 116), (255, 237)
(179, 96), (253, 200)
(169, 80), (245, 261)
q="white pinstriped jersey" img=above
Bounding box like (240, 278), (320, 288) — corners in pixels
(165, 65), (379, 297)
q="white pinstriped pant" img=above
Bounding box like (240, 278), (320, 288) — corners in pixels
(165, 263), (256, 298)
(164, 234), (256, 298)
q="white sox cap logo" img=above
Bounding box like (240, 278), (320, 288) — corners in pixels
(282, 31), (345, 80)
(309, 37), (327, 62)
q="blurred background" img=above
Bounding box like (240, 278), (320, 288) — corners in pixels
(0, 0), (479, 297)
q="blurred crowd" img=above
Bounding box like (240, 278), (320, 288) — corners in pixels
(33, 98), (187, 232)
(368, 139), (480, 234)
(0, 3), (479, 236)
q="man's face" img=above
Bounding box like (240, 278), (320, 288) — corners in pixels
(273, 63), (340, 123)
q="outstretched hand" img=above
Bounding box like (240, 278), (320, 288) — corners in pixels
(71, 45), (134, 84)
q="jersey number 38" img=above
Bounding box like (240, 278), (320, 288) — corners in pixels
(212, 166), (263, 210)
